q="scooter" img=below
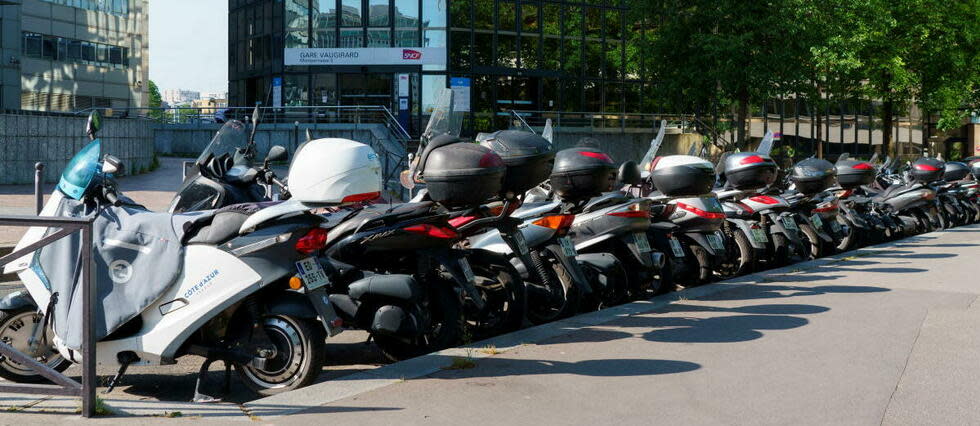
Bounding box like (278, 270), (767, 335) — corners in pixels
(0, 112), (350, 400)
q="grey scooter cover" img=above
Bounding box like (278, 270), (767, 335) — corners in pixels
(34, 197), (207, 349)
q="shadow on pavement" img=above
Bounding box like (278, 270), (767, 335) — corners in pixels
(638, 314), (809, 343)
(435, 356), (701, 379)
(702, 284), (890, 302)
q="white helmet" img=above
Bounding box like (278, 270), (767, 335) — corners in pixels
(288, 138), (382, 204)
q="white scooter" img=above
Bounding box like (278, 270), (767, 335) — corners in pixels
(0, 112), (381, 400)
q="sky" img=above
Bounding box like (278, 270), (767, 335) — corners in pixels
(148, 0), (228, 94)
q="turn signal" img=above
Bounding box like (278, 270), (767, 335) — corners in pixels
(403, 224), (459, 239)
(607, 203), (650, 218)
(533, 215), (576, 235)
(677, 202), (726, 219)
(289, 276), (303, 290)
(295, 228), (329, 254)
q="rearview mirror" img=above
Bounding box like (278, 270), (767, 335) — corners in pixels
(265, 145), (287, 163)
(86, 110), (103, 139)
(617, 161), (642, 186)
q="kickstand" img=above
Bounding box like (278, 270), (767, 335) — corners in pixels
(192, 358), (230, 403)
(103, 352), (139, 394)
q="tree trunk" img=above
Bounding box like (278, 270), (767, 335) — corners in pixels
(736, 89), (750, 150)
(815, 107), (824, 159)
(882, 100), (894, 157)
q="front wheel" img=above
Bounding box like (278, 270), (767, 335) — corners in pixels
(525, 250), (580, 325)
(0, 306), (70, 383)
(374, 283), (463, 361)
(465, 251), (527, 339)
(235, 315), (325, 396)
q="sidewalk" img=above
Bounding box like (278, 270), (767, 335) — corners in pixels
(0, 225), (975, 424)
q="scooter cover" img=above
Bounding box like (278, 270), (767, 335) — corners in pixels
(33, 197), (207, 350)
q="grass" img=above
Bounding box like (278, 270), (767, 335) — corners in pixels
(479, 344), (500, 355)
(443, 357), (477, 370)
(163, 411), (183, 418)
(75, 396), (113, 416)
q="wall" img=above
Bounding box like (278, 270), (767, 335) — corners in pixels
(0, 4), (21, 111)
(0, 114), (155, 184)
(549, 128), (708, 163)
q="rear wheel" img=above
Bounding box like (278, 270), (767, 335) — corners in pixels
(374, 284), (463, 361)
(236, 315), (325, 396)
(525, 250), (580, 325)
(770, 233), (791, 267)
(686, 244), (714, 286)
(465, 251), (527, 338)
(798, 222), (823, 260)
(836, 217), (861, 252)
(717, 228), (755, 278)
(0, 306), (69, 383)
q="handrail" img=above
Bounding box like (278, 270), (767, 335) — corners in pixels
(0, 215), (97, 417)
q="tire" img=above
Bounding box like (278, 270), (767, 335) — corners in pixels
(836, 216), (861, 252)
(686, 244), (714, 286)
(374, 283), (463, 362)
(651, 250), (677, 295)
(0, 306), (70, 383)
(236, 315), (325, 396)
(798, 222), (823, 260)
(771, 233), (791, 267)
(465, 250), (527, 338)
(718, 228), (755, 278)
(525, 250), (580, 325)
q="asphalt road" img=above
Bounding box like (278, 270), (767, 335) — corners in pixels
(272, 226), (980, 426)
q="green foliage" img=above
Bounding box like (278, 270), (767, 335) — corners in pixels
(147, 80), (164, 121)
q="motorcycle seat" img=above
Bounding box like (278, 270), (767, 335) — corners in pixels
(870, 184), (911, 203)
(714, 189), (744, 200)
(326, 202), (436, 241)
(184, 202), (273, 245)
(583, 191), (630, 213)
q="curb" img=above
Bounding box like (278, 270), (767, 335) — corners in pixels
(241, 227), (967, 420)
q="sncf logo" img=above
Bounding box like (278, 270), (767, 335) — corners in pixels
(402, 49), (422, 60)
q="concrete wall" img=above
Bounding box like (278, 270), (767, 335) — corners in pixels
(549, 128), (708, 164)
(0, 114), (155, 184)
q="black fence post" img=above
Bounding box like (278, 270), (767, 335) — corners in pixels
(34, 163), (44, 215)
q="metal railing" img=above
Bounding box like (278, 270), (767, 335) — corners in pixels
(509, 110), (700, 133)
(0, 215), (97, 417)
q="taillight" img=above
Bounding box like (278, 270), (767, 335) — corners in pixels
(403, 224), (459, 239)
(749, 195), (780, 205)
(448, 216), (477, 228)
(533, 214), (576, 233)
(915, 164), (940, 172)
(479, 152), (505, 167)
(813, 201), (838, 213)
(838, 189), (854, 198)
(607, 203), (650, 218)
(648, 156), (663, 172)
(736, 202), (754, 214)
(739, 155), (765, 165)
(295, 228), (328, 254)
(579, 151), (614, 163)
(852, 163), (873, 170)
(341, 191), (381, 203)
(676, 202), (726, 219)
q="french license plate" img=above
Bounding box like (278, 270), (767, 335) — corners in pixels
(706, 233), (725, 251)
(460, 258), (476, 284)
(810, 214), (824, 228)
(669, 237), (685, 257)
(511, 232), (529, 255)
(830, 220), (842, 233)
(295, 257), (329, 290)
(558, 236), (578, 257)
(781, 216), (799, 231)
(751, 228), (769, 243)
(634, 233), (652, 253)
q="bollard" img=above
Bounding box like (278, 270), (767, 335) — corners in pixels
(34, 162), (44, 215)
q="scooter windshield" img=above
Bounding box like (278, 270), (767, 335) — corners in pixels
(58, 138), (101, 200)
(196, 120), (249, 166)
(639, 120), (667, 172)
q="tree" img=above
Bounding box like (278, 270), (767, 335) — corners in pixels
(628, 0), (810, 149)
(147, 80), (164, 120)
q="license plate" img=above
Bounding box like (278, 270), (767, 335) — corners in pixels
(511, 231), (529, 256)
(634, 233), (652, 253)
(751, 228), (769, 243)
(781, 216), (799, 231)
(669, 237), (685, 257)
(459, 258), (476, 284)
(295, 257), (329, 290)
(558, 237), (577, 257)
(810, 214), (823, 228)
(830, 220), (841, 233)
(706, 233), (725, 251)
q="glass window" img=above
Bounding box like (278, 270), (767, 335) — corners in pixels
(496, 33), (517, 67)
(367, 28), (391, 46)
(41, 35), (57, 59)
(284, 75), (309, 106)
(584, 80), (601, 111)
(565, 6), (583, 37)
(473, 32), (492, 64)
(96, 44), (108, 63)
(22, 32), (42, 57)
(313, 73), (337, 106)
(542, 36), (559, 70)
(339, 28), (363, 47)
(285, 0), (310, 30)
(473, 1), (492, 30)
(584, 41), (602, 77)
(519, 35), (538, 68)
(520, 1), (538, 32)
(421, 75), (447, 115)
(394, 0), (419, 27)
(395, 29), (419, 47)
(81, 41), (95, 61)
(57, 38), (69, 61)
(313, 30), (336, 47)
(312, 0), (337, 29)
(423, 29), (445, 47)
(109, 46), (122, 65)
(604, 9), (621, 41)
(563, 38), (581, 73)
(604, 40), (622, 80)
(542, 4), (559, 35)
(450, 0), (470, 28)
(450, 30), (470, 70)
(68, 40), (82, 60)
(286, 30), (309, 48)
(341, 0), (362, 26)
(586, 8), (601, 38)
(369, 0), (390, 26)
(497, 1), (515, 32)
(422, 0), (447, 28)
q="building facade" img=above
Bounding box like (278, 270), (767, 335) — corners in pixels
(229, 0), (646, 136)
(1, 0), (148, 112)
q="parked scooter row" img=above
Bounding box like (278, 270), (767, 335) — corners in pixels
(1, 100), (978, 401)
